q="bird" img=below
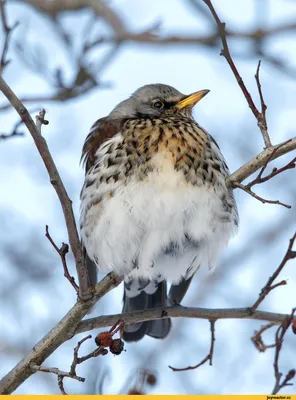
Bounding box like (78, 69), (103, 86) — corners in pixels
(80, 83), (238, 342)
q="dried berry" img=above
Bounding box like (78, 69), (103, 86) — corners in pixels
(95, 331), (113, 348)
(128, 388), (144, 395)
(146, 373), (157, 386)
(286, 369), (296, 380)
(109, 338), (124, 355)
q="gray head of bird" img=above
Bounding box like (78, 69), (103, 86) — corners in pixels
(109, 83), (210, 120)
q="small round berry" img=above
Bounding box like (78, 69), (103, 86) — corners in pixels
(109, 338), (124, 355)
(95, 332), (113, 348)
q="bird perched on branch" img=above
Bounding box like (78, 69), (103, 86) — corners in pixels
(80, 84), (238, 342)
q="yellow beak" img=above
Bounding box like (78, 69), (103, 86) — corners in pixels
(176, 89), (210, 109)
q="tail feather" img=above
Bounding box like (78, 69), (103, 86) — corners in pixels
(122, 290), (151, 342)
(169, 275), (194, 305)
(84, 248), (97, 286)
(122, 280), (171, 342)
(147, 281), (171, 339)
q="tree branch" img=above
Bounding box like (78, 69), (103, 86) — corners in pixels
(232, 140), (296, 207)
(255, 60), (271, 147)
(0, 77), (90, 300)
(272, 309), (296, 394)
(22, 0), (127, 35)
(203, 0), (273, 148)
(169, 320), (216, 372)
(0, 273), (294, 395)
(75, 307), (294, 337)
(45, 225), (79, 293)
(245, 142), (296, 189)
(234, 183), (291, 209)
(227, 137), (296, 187)
(0, 0), (19, 74)
(31, 334), (109, 395)
(251, 323), (277, 353)
(0, 273), (123, 395)
(250, 232), (296, 313)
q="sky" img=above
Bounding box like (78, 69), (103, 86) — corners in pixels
(0, 0), (296, 395)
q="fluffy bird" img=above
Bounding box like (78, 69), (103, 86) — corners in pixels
(80, 84), (238, 341)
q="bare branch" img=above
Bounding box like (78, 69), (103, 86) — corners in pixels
(0, 272), (122, 394)
(14, 0), (296, 47)
(0, 0), (19, 74)
(245, 141), (296, 189)
(234, 183), (291, 209)
(251, 323), (277, 353)
(71, 336), (108, 368)
(31, 334), (108, 395)
(0, 76), (90, 300)
(0, 107), (40, 138)
(22, 0), (127, 35)
(203, 0), (273, 148)
(250, 233), (296, 313)
(255, 60), (271, 147)
(0, 88), (99, 112)
(0, 131), (23, 140)
(272, 309), (296, 394)
(227, 137), (296, 186)
(31, 364), (85, 395)
(169, 320), (216, 372)
(230, 137), (296, 206)
(0, 276), (295, 395)
(45, 225), (79, 293)
(76, 307), (295, 337)
(202, 0), (259, 119)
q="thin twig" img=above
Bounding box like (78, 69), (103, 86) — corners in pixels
(0, 0), (19, 74)
(30, 334), (108, 395)
(0, 106), (40, 139)
(45, 225), (79, 293)
(58, 376), (67, 395)
(246, 148), (296, 189)
(251, 323), (277, 352)
(250, 233), (296, 313)
(0, 77), (91, 300)
(271, 309), (296, 394)
(31, 364), (85, 382)
(169, 320), (216, 371)
(0, 272), (122, 395)
(255, 60), (271, 147)
(31, 334), (109, 394)
(70, 334), (92, 376)
(233, 140), (296, 207)
(0, 131), (23, 140)
(203, 0), (272, 148)
(202, 0), (259, 119)
(250, 156), (296, 186)
(235, 183), (291, 209)
(227, 137), (296, 186)
(246, 139), (295, 188)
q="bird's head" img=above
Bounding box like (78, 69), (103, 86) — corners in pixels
(109, 83), (210, 120)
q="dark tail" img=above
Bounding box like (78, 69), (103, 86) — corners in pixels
(122, 280), (171, 342)
(169, 275), (194, 304)
(85, 251), (98, 285)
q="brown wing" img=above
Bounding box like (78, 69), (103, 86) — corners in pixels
(81, 117), (123, 285)
(81, 117), (122, 173)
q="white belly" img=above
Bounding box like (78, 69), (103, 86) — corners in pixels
(81, 156), (237, 284)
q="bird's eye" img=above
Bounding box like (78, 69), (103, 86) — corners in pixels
(153, 100), (164, 109)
